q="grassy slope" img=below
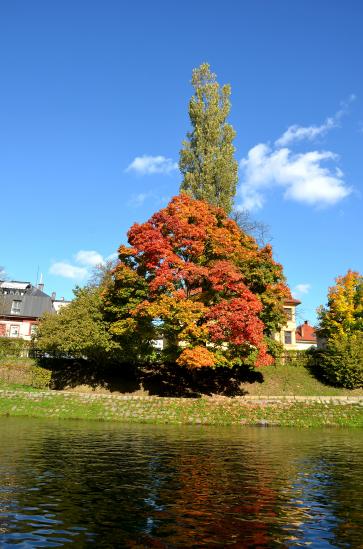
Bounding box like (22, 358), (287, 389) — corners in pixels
(240, 363), (363, 397)
(0, 358), (362, 397)
(1, 362), (362, 427)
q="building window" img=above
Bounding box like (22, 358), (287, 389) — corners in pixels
(10, 325), (20, 338)
(30, 324), (37, 336)
(283, 307), (292, 321)
(284, 331), (292, 345)
(11, 300), (21, 315)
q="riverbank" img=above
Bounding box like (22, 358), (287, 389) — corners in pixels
(2, 357), (363, 397)
(0, 390), (362, 427)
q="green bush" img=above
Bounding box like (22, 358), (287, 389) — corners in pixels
(283, 350), (309, 367)
(317, 334), (363, 389)
(266, 338), (284, 362)
(0, 358), (51, 389)
(0, 338), (30, 358)
(30, 365), (52, 389)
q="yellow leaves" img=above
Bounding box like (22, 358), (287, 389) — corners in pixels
(319, 270), (363, 338)
(179, 322), (209, 341)
(109, 318), (137, 336)
(113, 263), (138, 283)
(135, 294), (206, 330)
(117, 245), (137, 258)
(329, 271), (362, 320)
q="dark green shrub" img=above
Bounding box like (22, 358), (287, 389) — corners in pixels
(317, 334), (363, 389)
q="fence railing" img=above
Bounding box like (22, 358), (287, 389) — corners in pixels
(281, 350), (309, 365)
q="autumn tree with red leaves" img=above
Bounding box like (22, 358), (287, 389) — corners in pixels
(102, 195), (289, 369)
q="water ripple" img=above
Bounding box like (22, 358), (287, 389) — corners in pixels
(0, 419), (362, 547)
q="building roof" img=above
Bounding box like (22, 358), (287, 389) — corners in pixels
(296, 321), (317, 342)
(284, 297), (301, 305)
(0, 281), (55, 319)
(0, 281), (31, 291)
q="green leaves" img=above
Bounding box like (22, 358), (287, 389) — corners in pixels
(35, 286), (121, 364)
(315, 270), (363, 388)
(179, 63), (238, 215)
(315, 334), (363, 389)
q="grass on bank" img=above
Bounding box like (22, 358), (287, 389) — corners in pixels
(0, 391), (362, 427)
(1, 358), (362, 427)
(240, 362), (363, 397)
(0, 356), (363, 397)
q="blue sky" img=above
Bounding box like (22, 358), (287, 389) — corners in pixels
(1, 0), (362, 324)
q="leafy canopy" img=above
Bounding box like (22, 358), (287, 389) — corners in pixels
(318, 270), (363, 339)
(314, 270), (363, 389)
(179, 63), (238, 215)
(103, 195), (289, 369)
(35, 285), (121, 364)
(316, 333), (363, 389)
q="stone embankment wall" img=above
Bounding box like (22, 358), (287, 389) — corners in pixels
(0, 390), (362, 427)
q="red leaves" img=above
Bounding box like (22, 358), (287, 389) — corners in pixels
(108, 194), (288, 369)
(208, 260), (244, 292)
(206, 295), (263, 347)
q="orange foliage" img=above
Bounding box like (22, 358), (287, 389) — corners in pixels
(177, 346), (216, 369)
(105, 195), (289, 368)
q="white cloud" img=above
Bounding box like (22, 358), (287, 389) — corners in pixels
(276, 94), (356, 147)
(128, 192), (152, 206)
(75, 250), (104, 266)
(294, 283), (311, 295)
(50, 262), (88, 279)
(50, 249), (106, 279)
(128, 191), (171, 208)
(126, 155), (178, 175)
(239, 144), (350, 210)
(275, 119), (336, 148)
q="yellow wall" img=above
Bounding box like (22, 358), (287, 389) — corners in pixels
(275, 305), (298, 350)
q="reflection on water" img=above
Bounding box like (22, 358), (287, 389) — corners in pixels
(0, 418), (362, 547)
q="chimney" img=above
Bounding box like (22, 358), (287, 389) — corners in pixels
(51, 292), (56, 301)
(301, 320), (308, 338)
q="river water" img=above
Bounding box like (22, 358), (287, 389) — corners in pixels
(0, 418), (362, 547)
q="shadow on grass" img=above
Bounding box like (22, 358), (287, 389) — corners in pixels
(303, 350), (335, 387)
(36, 358), (264, 397)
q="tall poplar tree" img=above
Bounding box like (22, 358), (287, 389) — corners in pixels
(179, 63), (238, 214)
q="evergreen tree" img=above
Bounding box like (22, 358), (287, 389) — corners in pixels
(179, 63), (238, 214)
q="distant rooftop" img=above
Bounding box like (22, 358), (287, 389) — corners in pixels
(296, 321), (317, 342)
(0, 281), (31, 290)
(0, 280), (55, 318)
